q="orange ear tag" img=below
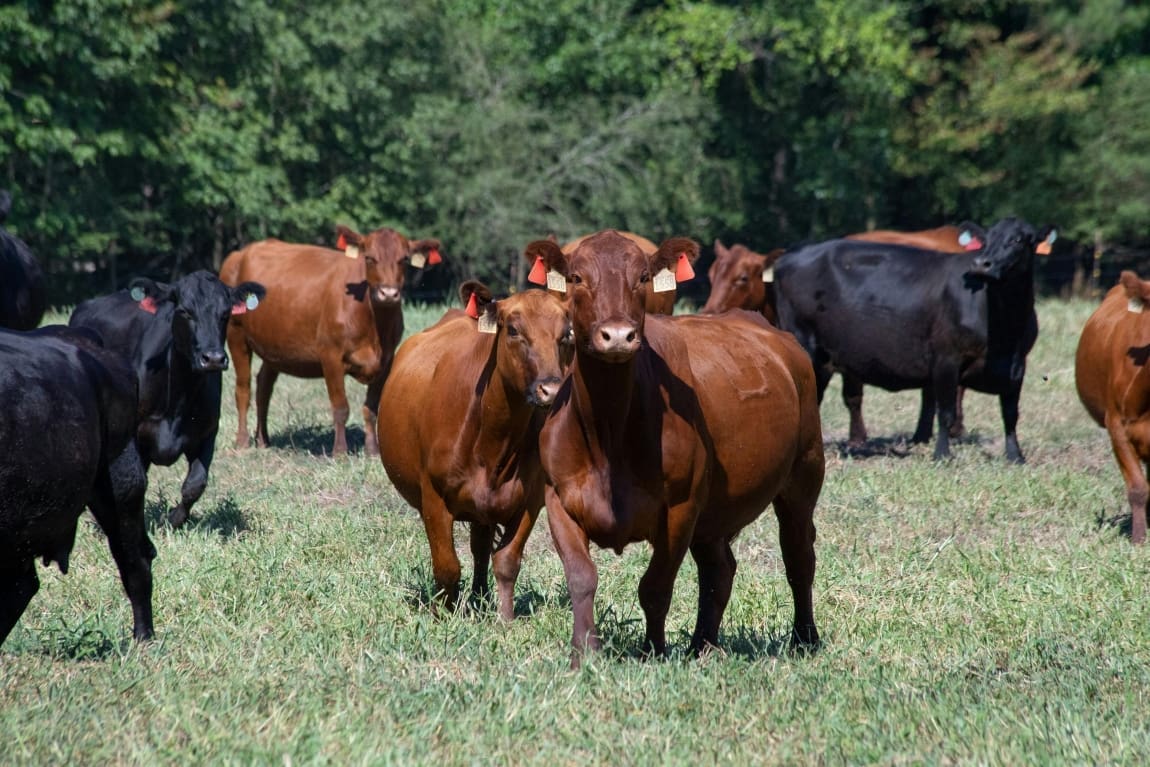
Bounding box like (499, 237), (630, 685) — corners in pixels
(337, 233), (347, 250)
(1035, 241), (1052, 256)
(528, 256), (547, 285)
(428, 249), (442, 265)
(345, 244), (360, 259)
(675, 252), (695, 282)
(465, 292), (480, 318)
(410, 251), (427, 269)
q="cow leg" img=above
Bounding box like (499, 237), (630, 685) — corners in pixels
(227, 325), (254, 448)
(418, 489), (462, 613)
(545, 486), (599, 666)
(912, 388), (936, 444)
(254, 364), (279, 449)
(168, 438), (215, 528)
(932, 365), (961, 460)
(491, 505), (542, 622)
(361, 374), (385, 458)
(0, 560), (40, 647)
(638, 503), (695, 658)
(842, 373), (868, 446)
(468, 523), (494, 607)
(1105, 414), (1148, 544)
(688, 537), (736, 654)
(999, 384), (1025, 464)
(88, 443), (155, 640)
(951, 386), (968, 439)
(772, 486), (820, 652)
(320, 354), (350, 456)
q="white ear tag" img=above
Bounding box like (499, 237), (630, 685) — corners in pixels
(477, 312), (498, 334)
(652, 267), (676, 293)
(762, 266), (775, 283)
(345, 244), (360, 259)
(546, 269), (567, 293)
(410, 252), (427, 269)
(1129, 297), (1144, 314)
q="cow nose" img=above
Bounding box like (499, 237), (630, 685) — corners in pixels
(592, 320), (640, 358)
(972, 257), (993, 272)
(374, 285), (402, 303)
(199, 350), (227, 370)
(531, 376), (562, 407)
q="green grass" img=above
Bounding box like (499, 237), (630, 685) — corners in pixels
(3, 298), (1149, 765)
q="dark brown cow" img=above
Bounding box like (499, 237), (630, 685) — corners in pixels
(1075, 270), (1150, 544)
(220, 226), (441, 456)
(377, 282), (573, 617)
(699, 239), (785, 324)
(536, 230), (678, 315)
(528, 231), (823, 665)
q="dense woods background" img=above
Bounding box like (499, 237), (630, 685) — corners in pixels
(2, 0), (1148, 305)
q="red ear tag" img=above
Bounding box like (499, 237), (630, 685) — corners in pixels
(231, 302), (247, 315)
(528, 256), (547, 285)
(337, 233), (347, 250)
(963, 237), (983, 252)
(465, 292), (480, 319)
(675, 252), (695, 282)
(1035, 240), (1052, 256)
(139, 296), (158, 314)
(428, 249), (442, 265)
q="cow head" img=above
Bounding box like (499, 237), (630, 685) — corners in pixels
(335, 225), (441, 306)
(524, 230), (699, 364)
(130, 271), (266, 372)
(963, 218), (1057, 281)
(460, 280), (572, 408)
(701, 240), (784, 315)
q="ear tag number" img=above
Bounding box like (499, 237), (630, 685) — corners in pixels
(130, 286), (146, 302)
(1129, 298), (1144, 314)
(546, 269), (567, 293)
(345, 245), (360, 259)
(246, 294), (260, 311)
(477, 312), (498, 334)
(762, 266), (775, 283)
(652, 267), (676, 293)
(410, 252), (427, 269)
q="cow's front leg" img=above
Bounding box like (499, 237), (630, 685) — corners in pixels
(418, 488), (462, 614)
(491, 504), (542, 621)
(0, 560), (40, 647)
(169, 437), (216, 528)
(546, 486), (599, 667)
(1106, 413), (1148, 544)
(999, 383), (1025, 464)
(319, 353), (350, 456)
(362, 374), (385, 458)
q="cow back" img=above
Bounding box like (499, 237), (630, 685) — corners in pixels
(846, 225), (966, 253)
(1076, 278), (1150, 427)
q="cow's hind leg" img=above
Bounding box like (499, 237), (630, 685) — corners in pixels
(468, 523), (494, 607)
(418, 488), (462, 613)
(0, 561), (40, 647)
(931, 364), (961, 460)
(773, 478), (820, 652)
(688, 536), (737, 654)
(490, 505), (541, 621)
(1106, 413), (1148, 544)
(912, 388), (936, 444)
(228, 325), (254, 448)
(88, 443), (155, 640)
(842, 373), (868, 446)
(255, 364), (280, 449)
(362, 374), (385, 457)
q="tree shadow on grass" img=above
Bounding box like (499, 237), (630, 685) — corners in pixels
(266, 424), (367, 457)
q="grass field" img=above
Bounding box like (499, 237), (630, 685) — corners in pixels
(2, 298), (1149, 765)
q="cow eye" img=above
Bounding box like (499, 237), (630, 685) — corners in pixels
(506, 325), (520, 338)
(570, 274), (583, 285)
(639, 271), (650, 284)
(560, 327), (573, 345)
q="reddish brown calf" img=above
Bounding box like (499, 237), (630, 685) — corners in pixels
(1076, 270), (1150, 544)
(700, 239), (785, 324)
(220, 226), (440, 456)
(529, 231), (824, 665)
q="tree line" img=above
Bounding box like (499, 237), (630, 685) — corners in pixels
(2, 0), (1147, 305)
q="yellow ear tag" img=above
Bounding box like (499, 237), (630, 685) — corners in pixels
(546, 269), (567, 293)
(1129, 297), (1144, 314)
(652, 267), (676, 293)
(762, 266), (775, 283)
(410, 252), (427, 269)
(477, 312), (498, 334)
(345, 244), (360, 259)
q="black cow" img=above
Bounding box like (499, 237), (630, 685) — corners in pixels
(0, 190), (46, 330)
(70, 271), (266, 527)
(1, 326), (154, 647)
(775, 217), (1056, 463)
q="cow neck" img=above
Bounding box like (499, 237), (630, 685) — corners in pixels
(985, 271), (1035, 335)
(460, 337), (538, 480)
(367, 296), (402, 343)
(146, 310), (195, 415)
(569, 347), (637, 459)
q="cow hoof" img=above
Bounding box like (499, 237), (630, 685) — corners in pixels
(790, 625), (821, 655)
(167, 507), (189, 528)
(910, 431), (932, 445)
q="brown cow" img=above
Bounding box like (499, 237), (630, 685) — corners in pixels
(1075, 270), (1150, 544)
(699, 239), (785, 324)
(220, 226), (441, 456)
(537, 230), (677, 315)
(377, 282), (573, 617)
(846, 225), (965, 252)
(527, 231), (823, 665)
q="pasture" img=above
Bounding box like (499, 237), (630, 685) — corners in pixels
(2, 298), (1148, 764)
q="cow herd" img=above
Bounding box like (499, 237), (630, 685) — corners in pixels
(1, 190), (1146, 665)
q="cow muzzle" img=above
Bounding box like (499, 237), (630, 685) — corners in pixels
(528, 376), (562, 408)
(967, 256), (1003, 280)
(197, 350), (229, 371)
(372, 285), (403, 304)
(590, 320), (640, 361)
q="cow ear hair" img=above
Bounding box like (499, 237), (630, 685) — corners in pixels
(128, 277), (173, 302)
(459, 280), (494, 308)
(1119, 271), (1147, 300)
(524, 239), (567, 281)
(231, 281), (266, 313)
(653, 237), (700, 278)
(335, 225), (363, 249)
(712, 239), (730, 261)
(956, 221), (986, 251)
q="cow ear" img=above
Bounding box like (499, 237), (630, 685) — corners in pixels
(231, 281), (266, 315)
(409, 238), (442, 267)
(712, 239), (730, 261)
(957, 221), (986, 251)
(1035, 226), (1057, 256)
(524, 240), (567, 285)
(335, 225), (363, 254)
(653, 237), (700, 284)
(460, 280), (497, 333)
(1119, 271), (1150, 302)
(128, 278), (172, 315)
